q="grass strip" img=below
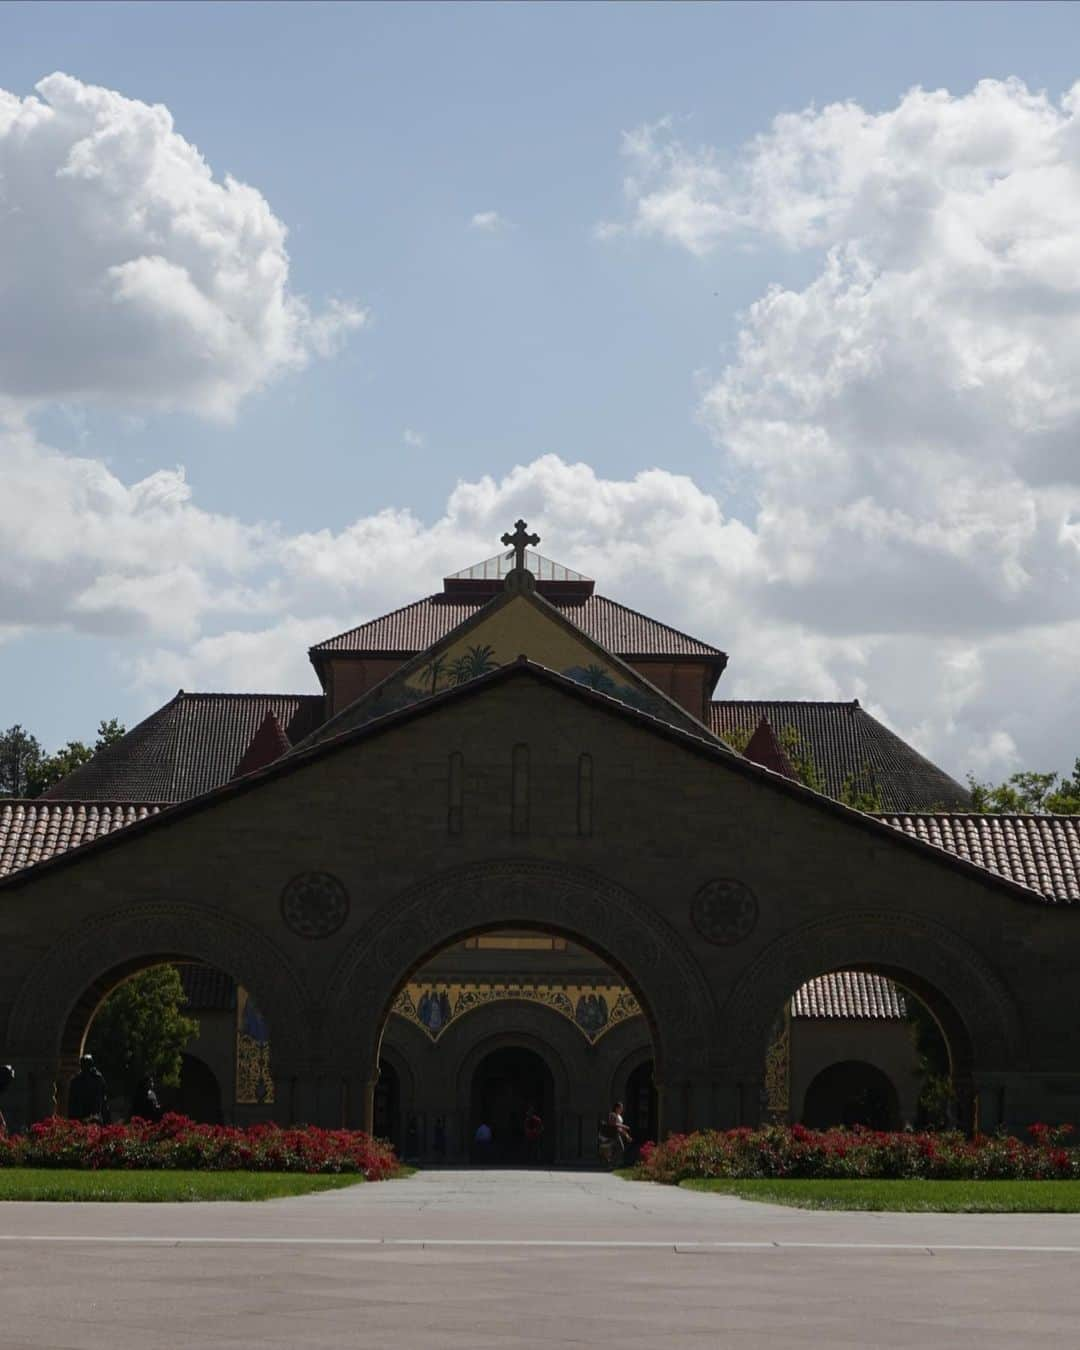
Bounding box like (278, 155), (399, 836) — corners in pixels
(679, 1177), (1080, 1212)
(0, 1169), (370, 1203)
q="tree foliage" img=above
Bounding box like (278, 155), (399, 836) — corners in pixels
(0, 725), (44, 796)
(967, 761), (1080, 815)
(0, 719), (126, 798)
(85, 965), (199, 1092)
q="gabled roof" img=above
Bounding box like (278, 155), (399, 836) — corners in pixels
(310, 593), (726, 662)
(42, 693), (325, 802)
(297, 578), (716, 751)
(712, 700), (970, 812)
(743, 717), (797, 780)
(231, 711), (292, 780)
(1, 659), (1074, 909)
(793, 971), (907, 1020)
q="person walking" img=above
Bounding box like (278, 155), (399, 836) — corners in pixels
(598, 1099), (632, 1168)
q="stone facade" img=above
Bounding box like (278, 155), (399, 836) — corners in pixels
(0, 665), (1075, 1138)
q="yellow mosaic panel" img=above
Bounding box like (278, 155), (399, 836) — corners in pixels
(235, 986), (275, 1105)
(392, 981), (642, 1044)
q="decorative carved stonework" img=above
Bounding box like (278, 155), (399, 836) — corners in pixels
(691, 879), (759, 946)
(281, 872), (350, 939)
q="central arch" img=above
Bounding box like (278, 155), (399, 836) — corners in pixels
(325, 860), (716, 1132)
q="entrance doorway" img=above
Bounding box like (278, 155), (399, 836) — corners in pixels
(470, 1045), (554, 1164)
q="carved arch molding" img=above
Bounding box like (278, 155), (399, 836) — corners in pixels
(324, 860), (716, 1079)
(5, 901), (310, 1066)
(716, 910), (1024, 1074)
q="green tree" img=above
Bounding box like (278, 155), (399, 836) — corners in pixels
(85, 965), (199, 1093)
(23, 718), (127, 798)
(967, 762), (1080, 815)
(0, 725), (44, 797)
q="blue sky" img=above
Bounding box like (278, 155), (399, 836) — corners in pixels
(3, 1), (1080, 781)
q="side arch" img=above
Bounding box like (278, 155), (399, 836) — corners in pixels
(325, 860), (716, 1085)
(6, 901), (311, 1069)
(716, 910), (1024, 1077)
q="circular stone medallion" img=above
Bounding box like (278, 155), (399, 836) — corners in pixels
(281, 872), (350, 939)
(691, 878), (758, 946)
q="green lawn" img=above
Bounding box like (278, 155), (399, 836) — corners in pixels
(678, 1177), (1080, 1212)
(0, 1169), (370, 1202)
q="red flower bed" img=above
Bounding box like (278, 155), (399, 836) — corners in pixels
(0, 1114), (398, 1179)
(636, 1123), (1077, 1184)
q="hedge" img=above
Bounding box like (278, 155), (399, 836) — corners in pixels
(0, 1114), (398, 1178)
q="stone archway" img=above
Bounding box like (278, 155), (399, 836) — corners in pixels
(324, 860), (716, 1133)
(716, 910), (1024, 1127)
(5, 901), (310, 1122)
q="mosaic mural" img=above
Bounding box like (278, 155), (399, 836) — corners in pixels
(235, 986), (275, 1105)
(392, 981), (643, 1045)
(764, 1006), (790, 1119)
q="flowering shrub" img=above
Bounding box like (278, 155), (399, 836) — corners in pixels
(635, 1123), (1078, 1184)
(0, 1114), (398, 1179)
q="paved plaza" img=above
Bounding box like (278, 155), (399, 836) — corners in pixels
(3, 1169), (1080, 1348)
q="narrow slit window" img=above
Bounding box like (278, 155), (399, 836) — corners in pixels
(448, 751), (464, 836)
(512, 743), (529, 835)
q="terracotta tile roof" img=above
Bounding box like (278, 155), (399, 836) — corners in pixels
(877, 813), (1080, 904)
(0, 801), (165, 878)
(311, 594), (725, 660)
(176, 963), (237, 1011)
(792, 971), (907, 1020)
(41, 693), (325, 803)
(711, 700), (970, 812)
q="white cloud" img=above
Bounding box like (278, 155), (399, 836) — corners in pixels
(588, 80), (1080, 775)
(0, 73), (365, 418)
(402, 427), (426, 449)
(470, 210), (510, 232)
(0, 407), (270, 641)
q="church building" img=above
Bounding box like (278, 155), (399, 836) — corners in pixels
(1, 523), (1077, 1161)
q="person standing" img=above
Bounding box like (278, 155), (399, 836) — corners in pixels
(524, 1104), (543, 1165)
(473, 1120), (493, 1165)
(129, 1075), (163, 1123)
(0, 1064), (14, 1134)
(68, 1055), (108, 1124)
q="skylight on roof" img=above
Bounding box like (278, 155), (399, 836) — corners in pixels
(447, 551), (591, 583)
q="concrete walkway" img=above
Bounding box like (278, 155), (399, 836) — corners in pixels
(4, 1169), (1080, 1347)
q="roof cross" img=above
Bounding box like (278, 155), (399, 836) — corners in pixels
(501, 519), (540, 573)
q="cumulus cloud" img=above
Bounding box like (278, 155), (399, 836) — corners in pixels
(0, 73), (365, 418)
(590, 80), (1080, 774)
(0, 407), (271, 641)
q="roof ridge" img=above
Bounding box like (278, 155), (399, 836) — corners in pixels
(713, 699), (860, 709)
(174, 691), (321, 701)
